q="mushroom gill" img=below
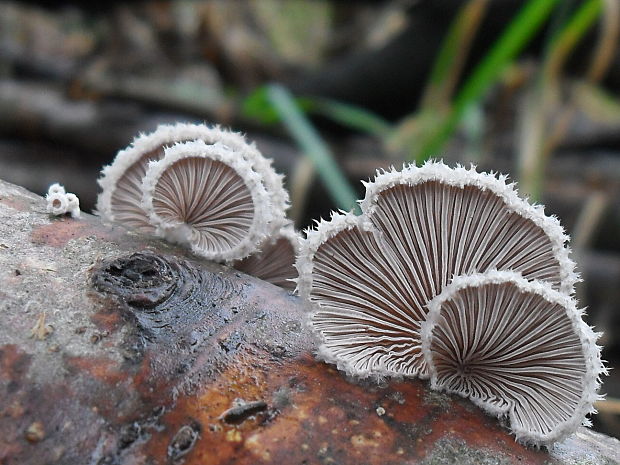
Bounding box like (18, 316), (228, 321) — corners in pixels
(233, 224), (300, 290)
(96, 123), (289, 235)
(298, 161), (577, 379)
(421, 270), (605, 446)
(96, 127), (171, 233)
(142, 140), (273, 262)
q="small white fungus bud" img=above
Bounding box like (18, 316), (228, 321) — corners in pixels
(45, 183), (81, 218)
(47, 183), (66, 196)
(46, 192), (69, 216)
(65, 193), (81, 218)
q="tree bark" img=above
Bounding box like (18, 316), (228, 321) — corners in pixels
(0, 179), (618, 465)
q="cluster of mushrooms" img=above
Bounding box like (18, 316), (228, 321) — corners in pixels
(97, 123), (605, 448)
(96, 123), (298, 289)
(46, 183), (81, 218)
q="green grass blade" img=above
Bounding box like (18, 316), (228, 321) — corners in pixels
(242, 86), (313, 125)
(266, 84), (360, 213)
(306, 97), (392, 138)
(421, 0), (490, 108)
(518, 0), (603, 200)
(543, 0), (603, 81)
(412, 0), (560, 162)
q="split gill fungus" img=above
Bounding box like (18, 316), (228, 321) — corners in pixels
(232, 223), (300, 290)
(96, 122), (299, 287)
(421, 270), (605, 446)
(297, 160), (604, 446)
(96, 123), (289, 236)
(141, 140), (273, 262)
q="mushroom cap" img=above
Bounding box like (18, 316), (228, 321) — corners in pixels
(47, 183), (66, 196)
(46, 192), (68, 216)
(65, 193), (81, 218)
(420, 270), (605, 446)
(233, 223), (300, 290)
(65, 193), (79, 209)
(360, 161), (577, 295)
(298, 161), (577, 379)
(96, 123), (288, 234)
(142, 140), (274, 262)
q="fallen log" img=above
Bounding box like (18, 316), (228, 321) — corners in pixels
(0, 179), (618, 465)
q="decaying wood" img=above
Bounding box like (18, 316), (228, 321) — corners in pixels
(0, 178), (618, 465)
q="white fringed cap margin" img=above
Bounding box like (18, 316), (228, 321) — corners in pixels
(297, 161), (580, 381)
(278, 221), (302, 252)
(298, 160), (578, 303)
(233, 221), (301, 290)
(258, 220), (303, 268)
(420, 270), (606, 447)
(296, 210), (421, 379)
(96, 122), (289, 233)
(361, 160), (578, 296)
(296, 210), (363, 303)
(141, 139), (274, 262)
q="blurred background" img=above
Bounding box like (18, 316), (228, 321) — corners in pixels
(1, 0), (619, 439)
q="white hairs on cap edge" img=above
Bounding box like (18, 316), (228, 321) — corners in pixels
(96, 123), (289, 233)
(259, 221), (302, 260)
(361, 160), (578, 296)
(295, 211), (411, 379)
(233, 221), (302, 290)
(141, 139), (275, 262)
(420, 270), (606, 447)
(295, 210), (363, 302)
(297, 161), (579, 378)
(298, 160), (578, 304)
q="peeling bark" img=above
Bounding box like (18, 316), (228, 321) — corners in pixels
(0, 179), (618, 465)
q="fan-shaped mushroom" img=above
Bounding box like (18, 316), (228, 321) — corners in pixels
(420, 270), (605, 446)
(96, 123), (288, 234)
(298, 161), (577, 379)
(233, 224), (300, 290)
(141, 140), (274, 262)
